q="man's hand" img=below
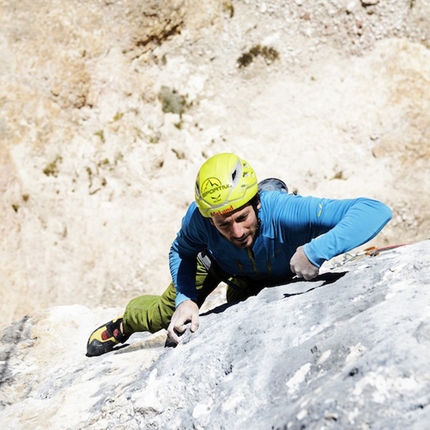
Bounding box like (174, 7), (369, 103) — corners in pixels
(166, 300), (199, 346)
(290, 246), (319, 280)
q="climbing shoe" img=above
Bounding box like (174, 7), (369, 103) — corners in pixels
(86, 317), (130, 357)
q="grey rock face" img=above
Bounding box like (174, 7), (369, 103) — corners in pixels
(1, 241), (429, 429)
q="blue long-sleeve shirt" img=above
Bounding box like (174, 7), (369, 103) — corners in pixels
(169, 191), (392, 307)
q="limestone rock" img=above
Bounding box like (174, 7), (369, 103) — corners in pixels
(0, 241), (429, 429)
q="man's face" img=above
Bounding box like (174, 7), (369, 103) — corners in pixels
(210, 202), (260, 249)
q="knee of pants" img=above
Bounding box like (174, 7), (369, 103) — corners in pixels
(226, 285), (250, 303)
(226, 280), (263, 303)
(123, 284), (176, 333)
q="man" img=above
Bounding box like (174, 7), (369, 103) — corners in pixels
(86, 153), (392, 356)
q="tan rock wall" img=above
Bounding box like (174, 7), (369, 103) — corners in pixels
(0, 0), (429, 327)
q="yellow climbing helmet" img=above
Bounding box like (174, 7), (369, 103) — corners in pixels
(195, 153), (258, 218)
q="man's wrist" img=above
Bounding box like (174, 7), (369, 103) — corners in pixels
(175, 292), (192, 308)
(303, 242), (323, 268)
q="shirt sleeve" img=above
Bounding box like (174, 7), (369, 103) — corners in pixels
(303, 197), (392, 267)
(169, 203), (209, 307)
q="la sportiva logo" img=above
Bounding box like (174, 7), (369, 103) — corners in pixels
(201, 178), (231, 203)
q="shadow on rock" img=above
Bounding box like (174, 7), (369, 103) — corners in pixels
(283, 271), (347, 298)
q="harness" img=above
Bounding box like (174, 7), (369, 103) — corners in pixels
(198, 248), (294, 296)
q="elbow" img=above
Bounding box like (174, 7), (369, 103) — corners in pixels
(373, 202), (392, 234)
(382, 204), (393, 224)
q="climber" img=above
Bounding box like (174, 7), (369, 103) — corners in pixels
(86, 152), (392, 356)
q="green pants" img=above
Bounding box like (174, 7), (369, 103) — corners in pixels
(123, 255), (263, 334)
